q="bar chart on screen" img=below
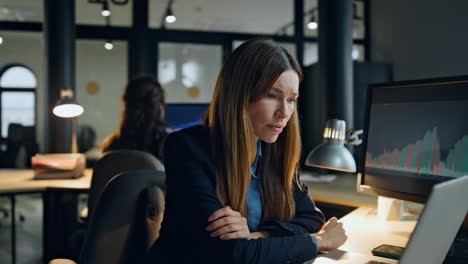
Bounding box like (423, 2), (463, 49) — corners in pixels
(366, 127), (468, 177)
(365, 99), (468, 179)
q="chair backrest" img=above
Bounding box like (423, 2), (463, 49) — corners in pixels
(80, 170), (166, 264)
(0, 123), (38, 168)
(7, 123), (24, 142)
(88, 150), (164, 219)
(77, 125), (96, 153)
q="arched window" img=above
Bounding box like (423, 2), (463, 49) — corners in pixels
(0, 64), (37, 138)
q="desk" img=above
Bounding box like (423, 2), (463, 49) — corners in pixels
(0, 169), (92, 264)
(303, 173), (416, 263)
(0, 169), (92, 193)
(338, 207), (416, 254)
(311, 207), (417, 264)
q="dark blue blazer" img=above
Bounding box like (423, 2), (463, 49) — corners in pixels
(148, 125), (325, 264)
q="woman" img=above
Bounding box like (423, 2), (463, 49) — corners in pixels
(148, 39), (347, 263)
(102, 74), (168, 161)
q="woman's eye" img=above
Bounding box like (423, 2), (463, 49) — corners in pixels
(288, 98), (297, 103)
(266, 93), (276, 99)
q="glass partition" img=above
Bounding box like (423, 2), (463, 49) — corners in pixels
(76, 39), (128, 144)
(158, 42), (222, 103)
(0, 0), (43, 22)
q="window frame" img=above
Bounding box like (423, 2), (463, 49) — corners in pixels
(0, 63), (38, 139)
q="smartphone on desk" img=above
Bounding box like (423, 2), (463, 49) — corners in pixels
(371, 244), (404, 260)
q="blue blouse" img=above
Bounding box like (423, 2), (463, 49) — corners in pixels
(246, 140), (318, 253)
(246, 140), (263, 231)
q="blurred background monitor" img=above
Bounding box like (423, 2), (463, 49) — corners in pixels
(165, 104), (209, 130)
(358, 75), (468, 203)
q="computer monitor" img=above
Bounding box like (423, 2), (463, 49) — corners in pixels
(165, 103), (209, 130)
(358, 75), (468, 204)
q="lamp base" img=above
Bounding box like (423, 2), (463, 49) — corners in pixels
(377, 196), (422, 221)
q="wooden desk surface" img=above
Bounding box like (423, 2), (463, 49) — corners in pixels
(0, 168), (92, 194)
(303, 172), (377, 208)
(339, 207), (416, 254)
(309, 207), (417, 264)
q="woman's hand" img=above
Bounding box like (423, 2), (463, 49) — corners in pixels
(312, 217), (348, 252)
(206, 206), (251, 240)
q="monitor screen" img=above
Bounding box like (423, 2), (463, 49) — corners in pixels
(165, 104), (209, 130)
(358, 76), (468, 203)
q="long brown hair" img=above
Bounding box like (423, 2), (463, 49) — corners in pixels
(204, 39), (303, 221)
(102, 74), (168, 161)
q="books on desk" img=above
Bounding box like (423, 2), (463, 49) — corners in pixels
(32, 153), (85, 179)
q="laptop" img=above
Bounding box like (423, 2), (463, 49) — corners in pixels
(309, 175), (468, 264)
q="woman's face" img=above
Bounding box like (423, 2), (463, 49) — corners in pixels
(247, 69), (299, 143)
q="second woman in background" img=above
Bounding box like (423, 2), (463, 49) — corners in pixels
(102, 74), (168, 162)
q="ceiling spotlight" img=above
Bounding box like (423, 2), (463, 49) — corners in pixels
(0, 36), (3, 45)
(104, 40), (113, 50)
(101, 1), (111, 17)
(307, 15), (318, 30)
(101, 9), (111, 17)
(165, 8), (176, 23)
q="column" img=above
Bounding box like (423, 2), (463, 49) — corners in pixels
(44, 0), (75, 153)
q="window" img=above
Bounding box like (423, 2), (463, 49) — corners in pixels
(158, 42), (222, 103)
(0, 65), (37, 138)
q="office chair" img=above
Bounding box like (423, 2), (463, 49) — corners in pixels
(0, 123), (38, 225)
(87, 150), (164, 220)
(63, 150), (164, 260)
(77, 125), (96, 153)
(50, 169), (166, 264)
(0, 123), (38, 168)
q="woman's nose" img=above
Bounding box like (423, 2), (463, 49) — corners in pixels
(275, 101), (289, 119)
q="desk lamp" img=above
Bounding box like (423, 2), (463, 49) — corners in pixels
(53, 90), (84, 118)
(305, 119), (362, 172)
(34, 89), (86, 179)
(306, 119), (414, 220)
(53, 89), (84, 153)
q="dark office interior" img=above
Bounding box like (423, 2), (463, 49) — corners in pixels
(0, 0), (468, 263)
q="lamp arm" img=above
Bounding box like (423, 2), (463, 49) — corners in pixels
(345, 129), (363, 145)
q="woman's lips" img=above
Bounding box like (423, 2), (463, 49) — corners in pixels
(268, 125), (284, 133)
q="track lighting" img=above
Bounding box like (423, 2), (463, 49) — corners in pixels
(104, 40), (113, 50)
(101, 1), (111, 17)
(165, 8), (176, 23)
(307, 15), (318, 30)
